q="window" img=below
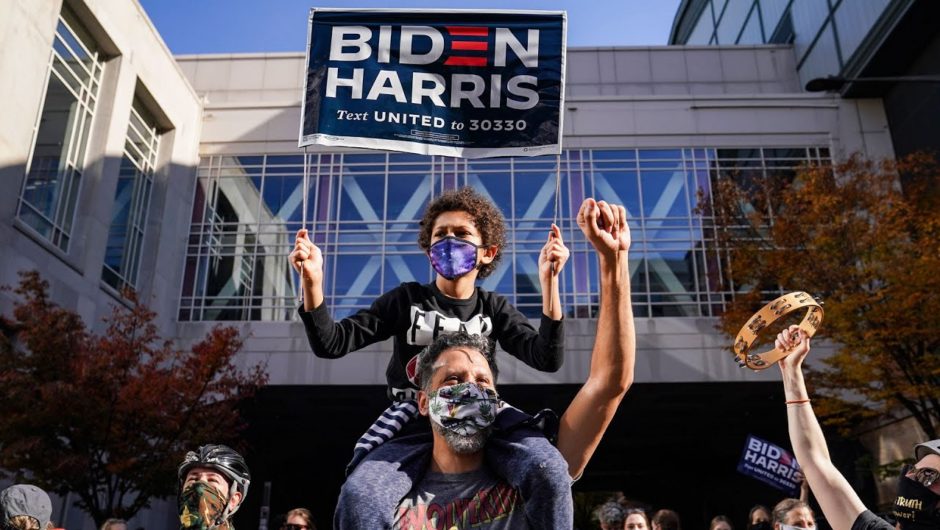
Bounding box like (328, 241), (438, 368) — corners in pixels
(769, 10), (796, 44)
(715, 0), (754, 44)
(180, 148), (831, 322)
(18, 5), (104, 251)
(832, 0), (891, 65)
(102, 97), (161, 293)
(760, 0), (792, 39)
(687, 0), (716, 44)
(180, 155), (309, 321)
(791, 0), (831, 61)
(737, 4), (765, 44)
(797, 22), (840, 83)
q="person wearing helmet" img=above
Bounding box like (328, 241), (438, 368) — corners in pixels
(774, 326), (940, 530)
(177, 444), (251, 530)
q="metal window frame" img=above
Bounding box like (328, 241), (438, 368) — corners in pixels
(102, 98), (161, 293)
(177, 147), (832, 322)
(18, 9), (104, 252)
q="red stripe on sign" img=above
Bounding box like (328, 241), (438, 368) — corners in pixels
(446, 26), (488, 36)
(451, 41), (488, 51)
(444, 56), (488, 67)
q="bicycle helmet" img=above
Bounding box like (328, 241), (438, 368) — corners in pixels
(178, 444), (250, 520)
(915, 439), (940, 461)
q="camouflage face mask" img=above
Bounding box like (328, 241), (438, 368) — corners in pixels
(428, 382), (498, 436)
(179, 481), (230, 530)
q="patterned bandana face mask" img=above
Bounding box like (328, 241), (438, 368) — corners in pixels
(428, 382), (498, 436)
(894, 469), (940, 530)
(428, 237), (483, 280)
(179, 481), (230, 530)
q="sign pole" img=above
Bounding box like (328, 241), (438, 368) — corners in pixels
(302, 146), (309, 232)
(298, 146), (309, 304)
(549, 153), (562, 311)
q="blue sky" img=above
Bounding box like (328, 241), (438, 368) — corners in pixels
(139, 0), (682, 54)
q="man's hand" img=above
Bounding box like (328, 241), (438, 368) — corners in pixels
(290, 229), (323, 285)
(538, 224), (570, 283)
(776, 324), (811, 373)
(577, 198), (631, 260)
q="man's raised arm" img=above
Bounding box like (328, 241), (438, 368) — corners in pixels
(557, 198), (636, 479)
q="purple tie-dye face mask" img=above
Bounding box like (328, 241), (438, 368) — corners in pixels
(428, 236), (482, 280)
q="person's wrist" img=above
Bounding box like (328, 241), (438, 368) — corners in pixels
(303, 269), (323, 286)
(598, 250), (628, 272)
(781, 360), (804, 376)
(780, 368), (806, 392)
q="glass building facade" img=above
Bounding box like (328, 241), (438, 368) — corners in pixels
(179, 147), (829, 323)
(672, 0), (895, 82)
(102, 97), (161, 293)
(18, 4), (104, 251)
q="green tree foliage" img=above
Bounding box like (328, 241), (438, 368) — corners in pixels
(705, 153), (940, 438)
(0, 271), (268, 526)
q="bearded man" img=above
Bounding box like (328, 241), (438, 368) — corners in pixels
(337, 197), (636, 529)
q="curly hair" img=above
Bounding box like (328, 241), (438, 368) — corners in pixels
(417, 331), (498, 392)
(593, 501), (625, 526)
(417, 187), (507, 278)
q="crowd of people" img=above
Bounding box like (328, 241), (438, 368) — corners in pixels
(592, 497), (818, 530)
(2, 187), (938, 530)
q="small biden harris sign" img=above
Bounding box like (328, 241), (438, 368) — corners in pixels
(737, 435), (802, 496)
(299, 9), (566, 158)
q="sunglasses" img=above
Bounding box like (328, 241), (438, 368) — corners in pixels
(904, 464), (940, 487)
(281, 525), (308, 530)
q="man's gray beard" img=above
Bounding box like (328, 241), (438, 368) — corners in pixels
(433, 422), (492, 454)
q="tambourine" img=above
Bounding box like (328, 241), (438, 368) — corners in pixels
(733, 291), (824, 370)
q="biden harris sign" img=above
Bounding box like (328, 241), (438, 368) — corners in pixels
(737, 435), (802, 496)
(299, 9), (566, 158)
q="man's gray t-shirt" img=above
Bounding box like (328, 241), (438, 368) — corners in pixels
(392, 467), (529, 529)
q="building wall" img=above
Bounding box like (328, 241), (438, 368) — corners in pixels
(670, 0), (903, 89)
(173, 46), (891, 387)
(179, 46), (891, 157)
(0, 1), (201, 527)
(0, 0), (202, 336)
(879, 10), (940, 157)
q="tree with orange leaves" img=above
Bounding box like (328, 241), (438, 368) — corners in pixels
(704, 153), (940, 439)
(0, 271), (267, 526)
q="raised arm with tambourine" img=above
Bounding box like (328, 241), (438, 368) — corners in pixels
(732, 291), (824, 370)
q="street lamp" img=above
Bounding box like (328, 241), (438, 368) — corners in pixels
(805, 74), (940, 92)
